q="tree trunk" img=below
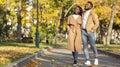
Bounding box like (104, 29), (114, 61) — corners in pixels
(64, 3), (75, 17)
(17, 0), (22, 42)
(107, 5), (115, 45)
(103, 35), (107, 45)
(59, 6), (66, 33)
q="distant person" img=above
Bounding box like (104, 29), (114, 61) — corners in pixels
(23, 29), (30, 37)
(82, 1), (99, 65)
(67, 5), (83, 66)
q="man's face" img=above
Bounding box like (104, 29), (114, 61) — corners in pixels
(84, 3), (92, 10)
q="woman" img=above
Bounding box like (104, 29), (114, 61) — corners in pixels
(67, 5), (83, 66)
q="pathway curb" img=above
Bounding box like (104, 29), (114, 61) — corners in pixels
(98, 49), (120, 60)
(6, 47), (53, 67)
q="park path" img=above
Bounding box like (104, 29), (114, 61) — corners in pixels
(36, 47), (120, 67)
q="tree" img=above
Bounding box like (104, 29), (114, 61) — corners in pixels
(0, 0), (12, 42)
(16, 0), (22, 42)
(15, 0), (28, 42)
(107, 0), (118, 45)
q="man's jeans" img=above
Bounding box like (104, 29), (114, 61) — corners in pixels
(82, 29), (98, 60)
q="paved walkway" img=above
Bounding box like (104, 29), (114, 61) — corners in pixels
(37, 47), (120, 67)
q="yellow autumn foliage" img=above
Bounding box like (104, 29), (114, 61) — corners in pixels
(115, 17), (120, 24)
(0, 0), (7, 5)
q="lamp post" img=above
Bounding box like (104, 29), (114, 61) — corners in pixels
(40, 5), (43, 20)
(35, 0), (40, 48)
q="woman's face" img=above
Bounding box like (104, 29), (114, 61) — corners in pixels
(74, 7), (80, 14)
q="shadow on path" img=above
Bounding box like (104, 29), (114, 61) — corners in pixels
(37, 47), (120, 67)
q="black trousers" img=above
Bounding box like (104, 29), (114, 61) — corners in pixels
(72, 51), (78, 63)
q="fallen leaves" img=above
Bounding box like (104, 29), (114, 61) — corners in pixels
(0, 46), (39, 65)
(26, 59), (38, 67)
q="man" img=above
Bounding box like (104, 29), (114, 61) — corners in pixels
(82, 1), (99, 65)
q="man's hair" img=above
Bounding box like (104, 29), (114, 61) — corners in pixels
(87, 1), (93, 8)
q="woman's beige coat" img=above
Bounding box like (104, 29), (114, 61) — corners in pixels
(67, 15), (82, 52)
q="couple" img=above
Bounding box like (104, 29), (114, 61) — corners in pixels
(67, 1), (99, 66)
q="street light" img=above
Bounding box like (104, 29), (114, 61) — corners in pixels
(40, 5), (43, 19)
(35, 0), (40, 48)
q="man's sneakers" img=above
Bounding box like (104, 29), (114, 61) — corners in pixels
(85, 60), (91, 66)
(85, 59), (98, 66)
(94, 58), (98, 65)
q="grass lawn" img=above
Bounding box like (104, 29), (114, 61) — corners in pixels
(0, 42), (52, 67)
(97, 44), (120, 54)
